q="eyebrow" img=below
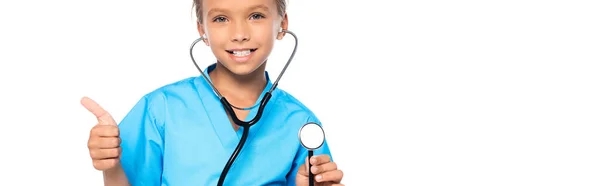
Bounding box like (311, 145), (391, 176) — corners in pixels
(207, 4), (270, 16)
(249, 4), (270, 12)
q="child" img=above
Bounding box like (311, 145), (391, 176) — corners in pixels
(82, 0), (344, 185)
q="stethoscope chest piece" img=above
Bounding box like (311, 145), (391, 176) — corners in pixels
(299, 122), (325, 150)
(298, 122), (326, 186)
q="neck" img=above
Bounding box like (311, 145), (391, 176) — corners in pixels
(209, 63), (267, 107)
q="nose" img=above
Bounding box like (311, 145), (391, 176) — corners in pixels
(231, 21), (250, 42)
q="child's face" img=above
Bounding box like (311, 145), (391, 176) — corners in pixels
(198, 0), (287, 76)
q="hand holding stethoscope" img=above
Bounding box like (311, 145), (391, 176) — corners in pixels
(296, 123), (345, 186)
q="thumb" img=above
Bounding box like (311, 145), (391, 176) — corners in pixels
(81, 96), (116, 125)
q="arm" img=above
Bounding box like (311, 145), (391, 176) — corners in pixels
(117, 95), (165, 185)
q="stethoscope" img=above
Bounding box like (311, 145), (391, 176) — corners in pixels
(189, 29), (326, 186)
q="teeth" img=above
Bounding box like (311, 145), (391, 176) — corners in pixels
(233, 50), (251, 57)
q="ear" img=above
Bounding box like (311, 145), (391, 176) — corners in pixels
(196, 21), (209, 46)
(276, 13), (288, 40)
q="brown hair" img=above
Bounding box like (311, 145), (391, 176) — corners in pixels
(193, 0), (287, 23)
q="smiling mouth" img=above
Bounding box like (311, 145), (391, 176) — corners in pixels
(226, 48), (258, 57)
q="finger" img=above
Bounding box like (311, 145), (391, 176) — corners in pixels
(331, 184), (345, 186)
(315, 170), (344, 183)
(92, 158), (119, 170)
(90, 125), (120, 137)
(88, 137), (121, 149)
(81, 97), (116, 125)
(311, 162), (338, 175)
(90, 147), (121, 160)
(310, 154), (331, 166)
(297, 157), (309, 176)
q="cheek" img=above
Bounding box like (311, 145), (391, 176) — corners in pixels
(206, 32), (229, 49)
(252, 24), (278, 38)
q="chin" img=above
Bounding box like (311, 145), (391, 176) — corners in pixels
(227, 66), (258, 76)
(219, 60), (266, 76)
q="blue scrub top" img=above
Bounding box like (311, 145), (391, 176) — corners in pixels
(118, 63), (333, 186)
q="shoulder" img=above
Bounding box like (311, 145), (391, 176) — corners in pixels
(139, 76), (197, 104)
(273, 88), (322, 125)
(133, 76), (206, 122)
(145, 76), (201, 99)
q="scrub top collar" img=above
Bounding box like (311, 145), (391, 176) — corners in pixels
(197, 63), (276, 144)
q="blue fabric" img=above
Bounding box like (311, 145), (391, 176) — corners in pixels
(118, 63), (332, 186)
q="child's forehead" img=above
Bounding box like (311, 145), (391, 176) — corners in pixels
(202, 0), (278, 10)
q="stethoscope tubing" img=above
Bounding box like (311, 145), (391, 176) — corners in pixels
(189, 30), (299, 186)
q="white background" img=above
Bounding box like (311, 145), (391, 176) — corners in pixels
(1, 0), (599, 185)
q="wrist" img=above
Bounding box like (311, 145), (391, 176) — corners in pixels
(102, 162), (130, 186)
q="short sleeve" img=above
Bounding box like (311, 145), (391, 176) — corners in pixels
(118, 95), (164, 185)
(286, 115), (333, 185)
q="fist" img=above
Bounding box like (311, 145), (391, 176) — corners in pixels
(81, 97), (121, 171)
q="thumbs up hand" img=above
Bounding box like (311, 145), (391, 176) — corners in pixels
(81, 97), (122, 171)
